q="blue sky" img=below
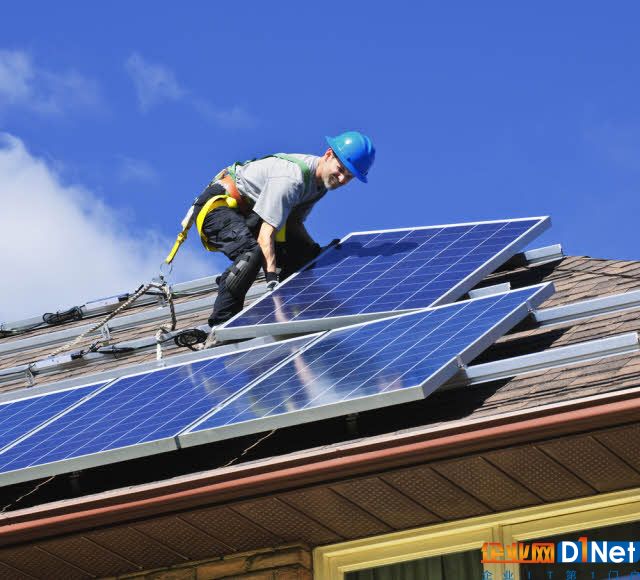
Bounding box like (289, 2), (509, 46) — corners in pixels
(2, 1), (640, 320)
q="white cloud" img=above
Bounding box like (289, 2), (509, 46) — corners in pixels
(117, 156), (158, 183)
(0, 134), (216, 322)
(0, 50), (32, 103)
(124, 52), (256, 128)
(124, 52), (184, 112)
(192, 99), (256, 130)
(0, 49), (103, 116)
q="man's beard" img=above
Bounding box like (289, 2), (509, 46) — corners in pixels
(323, 174), (339, 190)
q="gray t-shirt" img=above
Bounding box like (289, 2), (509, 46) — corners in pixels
(234, 154), (326, 229)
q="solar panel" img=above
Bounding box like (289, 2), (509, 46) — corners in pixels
(0, 382), (107, 453)
(0, 337), (311, 486)
(181, 283), (554, 447)
(216, 217), (550, 340)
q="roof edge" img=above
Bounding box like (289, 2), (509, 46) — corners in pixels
(1, 385), (639, 546)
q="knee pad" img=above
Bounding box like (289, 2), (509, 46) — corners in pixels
(225, 247), (263, 299)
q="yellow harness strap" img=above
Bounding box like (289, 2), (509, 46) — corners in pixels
(165, 230), (188, 265)
(167, 162), (291, 263)
(195, 194), (238, 251)
(165, 169), (230, 263)
(275, 224), (287, 243)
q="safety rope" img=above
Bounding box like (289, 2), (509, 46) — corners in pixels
(2, 278), (179, 511)
(154, 282), (177, 360)
(161, 282), (177, 332)
(173, 328), (208, 350)
(31, 277), (176, 369)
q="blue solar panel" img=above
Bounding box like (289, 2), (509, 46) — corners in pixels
(182, 284), (553, 445)
(218, 218), (549, 340)
(0, 382), (106, 452)
(0, 338), (310, 484)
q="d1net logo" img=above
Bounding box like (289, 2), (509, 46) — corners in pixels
(482, 537), (640, 565)
(557, 537), (640, 564)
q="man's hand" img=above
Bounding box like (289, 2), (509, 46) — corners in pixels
(265, 271), (279, 291)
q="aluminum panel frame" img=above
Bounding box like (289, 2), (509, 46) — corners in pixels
(0, 438), (177, 487)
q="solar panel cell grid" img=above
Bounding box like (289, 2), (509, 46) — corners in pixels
(0, 383), (105, 452)
(222, 218), (547, 336)
(0, 218), (552, 487)
(0, 338), (309, 477)
(187, 284), (551, 440)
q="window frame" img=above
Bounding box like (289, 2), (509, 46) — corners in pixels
(314, 488), (640, 580)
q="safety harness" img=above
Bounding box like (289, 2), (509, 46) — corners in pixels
(165, 154), (312, 264)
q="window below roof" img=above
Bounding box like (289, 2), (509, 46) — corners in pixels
(345, 548), (483, 579)
(520, 520), (640, 580)
(314, 488), (640, 580)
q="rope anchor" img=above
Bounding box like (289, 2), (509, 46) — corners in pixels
(29, 278), (178, 381)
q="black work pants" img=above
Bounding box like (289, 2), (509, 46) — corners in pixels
(202, 205), (261, 326)
(202, 203), (322, 327)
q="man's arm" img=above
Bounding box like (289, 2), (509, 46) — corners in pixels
(257, 220), (277, 276)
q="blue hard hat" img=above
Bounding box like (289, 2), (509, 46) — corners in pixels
(325, 131), (375, 183)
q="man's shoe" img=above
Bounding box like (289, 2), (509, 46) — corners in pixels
(192, 328), (220, 351)
(202, 328), (220, 350)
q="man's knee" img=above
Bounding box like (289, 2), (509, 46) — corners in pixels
(224, 246), (263, 299)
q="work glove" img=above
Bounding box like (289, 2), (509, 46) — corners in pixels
(265, 271), (279, 291)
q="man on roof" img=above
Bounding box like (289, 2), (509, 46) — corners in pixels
(175, 131), (375, 335)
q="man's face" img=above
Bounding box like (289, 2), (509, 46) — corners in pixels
(321, 149), (354, 190)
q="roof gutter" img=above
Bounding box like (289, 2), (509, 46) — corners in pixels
(1, 386), (639, 546)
